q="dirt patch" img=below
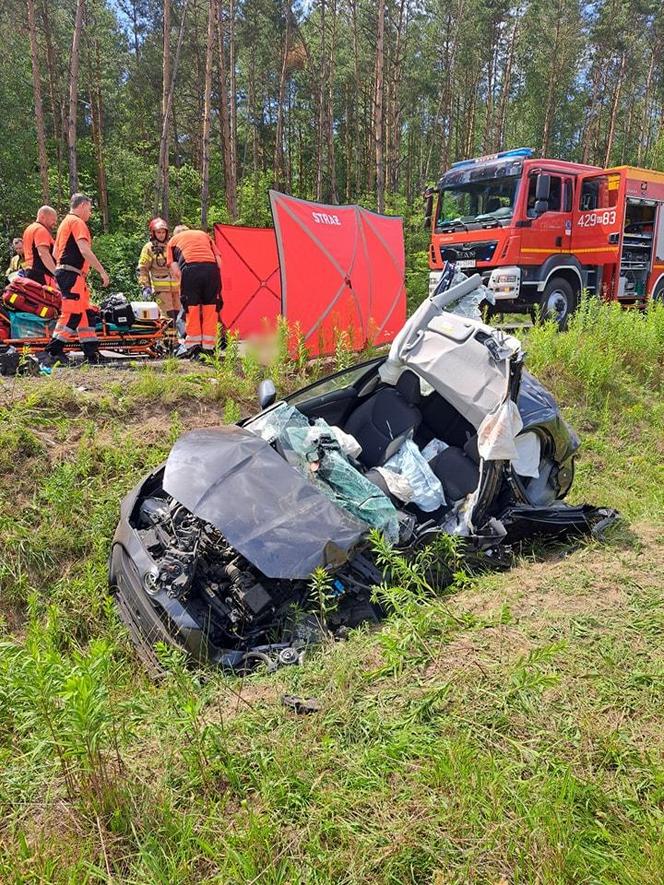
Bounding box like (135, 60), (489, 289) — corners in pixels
(425, 522), (664, 680)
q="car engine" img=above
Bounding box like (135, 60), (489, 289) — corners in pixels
(133, 493), (384, 658)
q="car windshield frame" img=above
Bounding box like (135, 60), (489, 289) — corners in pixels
(437, 175), (522, 229)
(435, 160), (524, 230)
(284, 357), (384, 406)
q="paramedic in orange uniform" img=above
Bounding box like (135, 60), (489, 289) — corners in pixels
(167, 224), (222, 358)
(41, 193), (109, 365)
(22, 206), (58, 286)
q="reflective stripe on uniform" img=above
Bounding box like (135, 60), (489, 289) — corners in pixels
(52, 320), (77, 342)
(77, 324), (98, 342)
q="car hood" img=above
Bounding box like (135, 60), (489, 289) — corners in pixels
(162, 426), (367, 580)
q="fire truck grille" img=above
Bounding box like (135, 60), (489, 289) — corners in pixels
(440, 241), (498, 263)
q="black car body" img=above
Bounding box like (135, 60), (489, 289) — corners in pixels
(110, 282), (614, 671)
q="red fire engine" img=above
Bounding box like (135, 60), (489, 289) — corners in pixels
(424, 148), (664, 326)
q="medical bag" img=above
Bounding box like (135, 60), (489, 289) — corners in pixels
(100, 294), (136, 327)
(2, 277), (61, 319)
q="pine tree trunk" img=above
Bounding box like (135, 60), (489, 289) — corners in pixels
(374, 0), (386, 212)
(156, 0), (189, 216)
(67, 0), (85, 194)
(604, 51), (626, 167)
(482, 15), (499, 154)
(229, 0), (237, 179)
(351, 0), (362, 197)
(581, 61), (602, 164)
(90, 37), (109, 231)
(27, 0), (49, 201)
(216, 0), (237, 219)
(326, 0), (338, 203)
(387, 0), (407, 191)
(161, 0), (171, 221)
(540, 5), (563, 156)
(637, 49), (655, 166)
(40, 0), (65, 207)
(345, 83), (352, 202)
(274, 7), (291, 191)
(496, 7), (520, 148)
(316, 0), (326, 201)
(201, 0), (215, 228)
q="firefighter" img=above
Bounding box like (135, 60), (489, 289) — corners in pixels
(137, 217), (181, 322)
(167, 224), (222, 358)
(5, 238), (26, 281)
(40, 193), (110, 366)
(22, 206), (58, 286)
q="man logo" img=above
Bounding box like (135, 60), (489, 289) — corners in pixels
(312, 212), (341, 226)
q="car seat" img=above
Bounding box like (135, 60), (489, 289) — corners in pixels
(428, 435), (480, 502)
(344, 370), (423, 469)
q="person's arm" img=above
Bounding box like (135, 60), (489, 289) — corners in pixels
(167, 239), (181, 280)
(137, 243), (153, 295)
(36, 245), (57, 275)
(77, 238), (110, 287)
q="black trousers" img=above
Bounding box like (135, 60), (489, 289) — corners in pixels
(180, 261), (221, 309)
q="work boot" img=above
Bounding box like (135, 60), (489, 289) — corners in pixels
(37, 347), (70, 369)
(175, 343), (201, 360)
(82, 343), (102, 364)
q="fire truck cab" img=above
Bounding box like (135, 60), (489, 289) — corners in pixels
(425, 148), (664, 327)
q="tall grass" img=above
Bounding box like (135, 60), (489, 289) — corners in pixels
(0, 303), (662, 881)
(526, 297), (664, 405)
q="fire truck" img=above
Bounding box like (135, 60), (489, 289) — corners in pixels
(424, 148), (664, 327)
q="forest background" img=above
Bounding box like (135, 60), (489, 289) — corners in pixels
(2, 0), (664, 295)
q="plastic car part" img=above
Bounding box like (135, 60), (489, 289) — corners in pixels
(382, 439), (446, 511)
(282, 421), (400, 542)
(282, 695), (321, 714)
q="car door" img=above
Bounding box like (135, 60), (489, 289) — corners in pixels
(572, 171), (625, 265)
(519, 173), (571, 263)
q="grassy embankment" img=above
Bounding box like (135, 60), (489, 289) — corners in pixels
(0, 301), (662, 883)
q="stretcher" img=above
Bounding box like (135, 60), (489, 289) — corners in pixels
(1, 278), (170, 358)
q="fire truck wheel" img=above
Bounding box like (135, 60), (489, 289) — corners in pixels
(539, 277), (578, 330)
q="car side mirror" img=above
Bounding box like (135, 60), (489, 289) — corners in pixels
(534, 199), (549, 216)
(535, 173), (551, 201)
(423, 188), (434, 230)
(257, 378), (277, 410)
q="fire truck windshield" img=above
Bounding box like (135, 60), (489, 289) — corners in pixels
(436, 170), (521, 230)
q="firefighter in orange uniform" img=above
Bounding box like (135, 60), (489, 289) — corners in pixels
(40, 193), (110, 366)
(167, 225), (222, 358)
(22, 206), (58, 286)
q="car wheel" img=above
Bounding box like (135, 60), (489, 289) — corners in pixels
(652, 281), (664, 304)
(539, 277), (578, 330)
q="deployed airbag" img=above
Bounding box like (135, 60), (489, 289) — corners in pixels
(163, 427), (367, 580)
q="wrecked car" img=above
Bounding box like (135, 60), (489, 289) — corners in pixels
(109, 272), (615, 672)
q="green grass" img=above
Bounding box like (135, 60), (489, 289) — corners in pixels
(0, 303), (662, 883)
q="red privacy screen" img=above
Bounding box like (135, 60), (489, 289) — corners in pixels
(215, 195), (406, 354)
(270, 191), (406, 355)
(214, 224), (281, 338)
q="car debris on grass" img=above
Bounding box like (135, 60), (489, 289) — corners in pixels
(109, 274), (617, 674)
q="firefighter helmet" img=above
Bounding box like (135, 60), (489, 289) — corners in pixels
(149, 217), (168, 236)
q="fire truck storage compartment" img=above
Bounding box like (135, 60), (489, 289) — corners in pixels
(619, 198), (657, 298)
